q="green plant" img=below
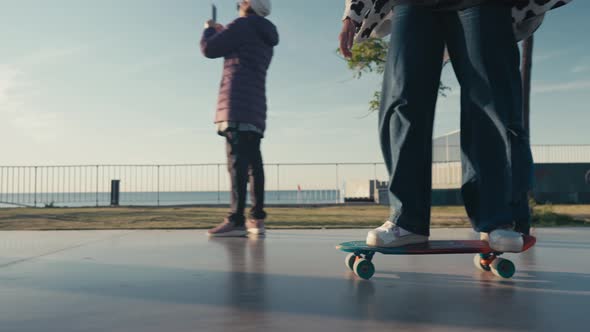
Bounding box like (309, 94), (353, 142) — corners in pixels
(339, 38), (450, 113)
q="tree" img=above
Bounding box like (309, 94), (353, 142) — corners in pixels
(341, 38), (450, 112)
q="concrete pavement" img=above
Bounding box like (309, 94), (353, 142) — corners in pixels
(1, 228), (589, 331)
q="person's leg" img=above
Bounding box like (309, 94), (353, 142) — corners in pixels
(226, 130), (250, 225)
(443, 3), (533, 248)
(368, 4), (445, 247)
(209, 130), (249, 237)
(512, 192), (531, 235)
(246, 133), (267, 234)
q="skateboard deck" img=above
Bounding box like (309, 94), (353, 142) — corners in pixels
(337, 236), (536, 280)
(337, 236), (536, 255)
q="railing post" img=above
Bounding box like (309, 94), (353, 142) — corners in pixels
(277, 164), (280, 202)
(96, 165), (99, 207)
(157, 165), (160, 206)
(110, 180), (120, 206)
(33, 167), (38, 207)
(217, 164), (221, 204)
(336, 163), (340, 204)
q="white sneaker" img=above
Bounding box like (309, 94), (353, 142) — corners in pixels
(483, 228), (524, 253)
(366, 221), (428, 248)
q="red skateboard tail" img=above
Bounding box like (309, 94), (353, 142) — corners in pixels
(522, 235), (536, 252)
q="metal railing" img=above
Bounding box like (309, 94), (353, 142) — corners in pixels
(434, 144), (590, 163)
(0, 163), (384, 208)
(1, 145), (589, 208)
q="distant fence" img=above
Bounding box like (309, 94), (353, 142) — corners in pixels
(434, 144), (590, 163)
(0, 163), (385, 208)
(1, 145), (589, 208)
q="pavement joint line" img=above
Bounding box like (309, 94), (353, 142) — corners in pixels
(0, 231), (137, 269)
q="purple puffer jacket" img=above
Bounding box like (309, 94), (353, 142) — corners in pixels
(201, 15), (279, 133)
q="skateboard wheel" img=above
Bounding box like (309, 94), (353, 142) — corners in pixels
(353, 258), (375, 280)
(345, 253), (357, 271)
(490, 258), (516, 279)
(473, 254), (491, 272)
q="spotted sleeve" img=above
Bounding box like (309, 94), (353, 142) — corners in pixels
(342, 0), (372, 23)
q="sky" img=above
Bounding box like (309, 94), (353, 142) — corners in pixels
(0, 0), (588, 166)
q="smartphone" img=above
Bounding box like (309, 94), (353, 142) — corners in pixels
(211, 4), (217, 23)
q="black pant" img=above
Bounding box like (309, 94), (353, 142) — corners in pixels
(225, 130), (266, 225)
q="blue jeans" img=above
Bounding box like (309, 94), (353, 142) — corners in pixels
(379, 3), (534, 236)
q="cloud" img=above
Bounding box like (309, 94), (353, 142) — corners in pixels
(0, 65), (26, 113)
(0, 66), (63, 142)
(268, 109), (335, 120)
(11, 110), (65, 142)
(533, 80), (590, 94)
(16, 46), (87, 67)
(0, 46), (82, 140)
(533, 50), (569, 63)
(147, 126), (210, 138)
(122, 52), (196, 76)
(572, 65), (590, 74)
(2, 45), (85, 110)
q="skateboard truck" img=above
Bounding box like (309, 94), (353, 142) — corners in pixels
(345, 252), (376, 280)
(474, 252), (516, 278)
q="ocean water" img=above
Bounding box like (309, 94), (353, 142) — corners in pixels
(0, 190), (342, 208)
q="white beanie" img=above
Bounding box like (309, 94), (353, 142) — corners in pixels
(250, 0), (271, 17)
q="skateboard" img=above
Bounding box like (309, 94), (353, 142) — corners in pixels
(336, 236), (536, 280)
